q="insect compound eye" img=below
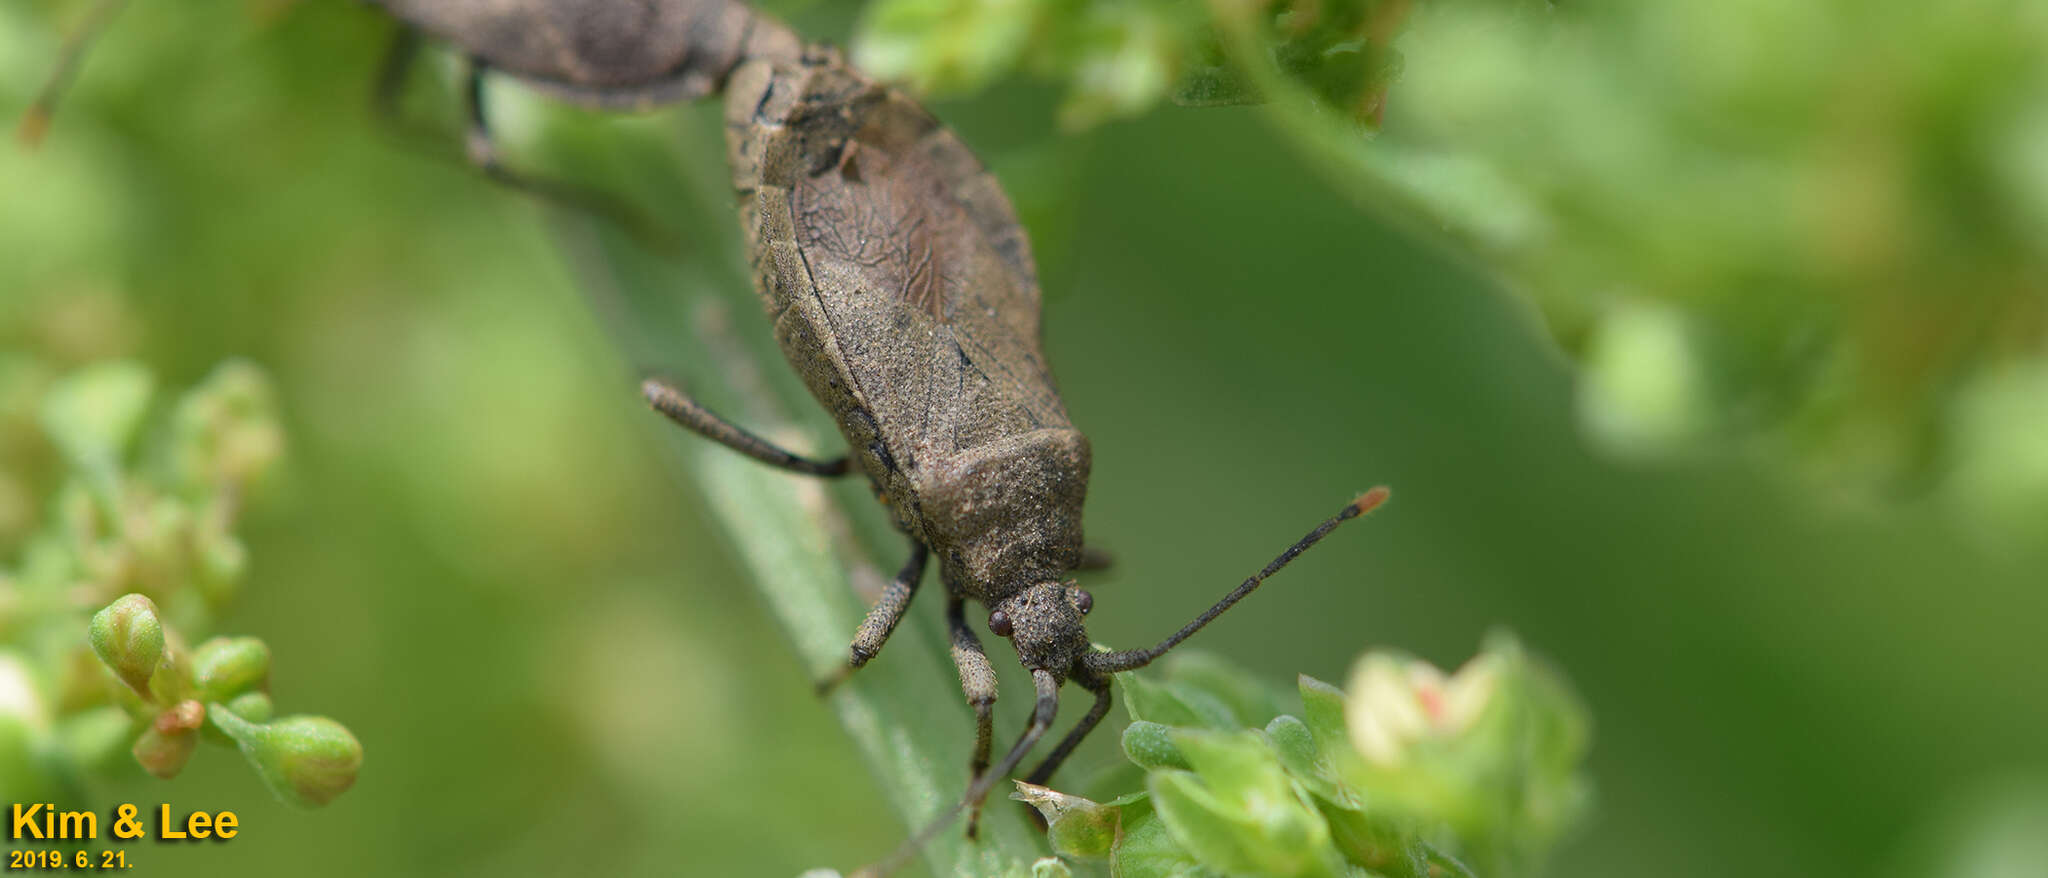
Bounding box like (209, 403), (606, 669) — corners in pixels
(988, 610), (1013, 637)
(1072, 590), (1093, 615)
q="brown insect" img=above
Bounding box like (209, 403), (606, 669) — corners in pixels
(643, 46), (1389, 875)
(20, 2), (1384, 870)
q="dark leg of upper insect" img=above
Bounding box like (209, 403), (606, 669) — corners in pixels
(460, 60), (684, 251)
(814, 541), (928, 696)
(945, 595), (998, 839)
(17, 0), (133, 147)
(369, 30), (683, 253)
(642, 379), (851, 476)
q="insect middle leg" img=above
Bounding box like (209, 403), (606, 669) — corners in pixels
(945, 595), (999, 839)
(643, 379), (851, 476)
(814, 541), (929, 696)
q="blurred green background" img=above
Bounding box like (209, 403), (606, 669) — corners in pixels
(3, 1), (2045, 877)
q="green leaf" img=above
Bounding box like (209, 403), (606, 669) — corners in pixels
(1120, 671), (1236, 729)
(1122, 720), (1191, 771)
(1162, 652), (1292, 728)
(39, 360), (153, 472)
(1150, 729), (1343, 877)
(1264, 714), (1342, 799)
(1108, 795), (1213, 878)
(1296, 674), (1369, 782)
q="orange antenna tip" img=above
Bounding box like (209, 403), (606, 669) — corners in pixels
(1349, 486), (1391, 517)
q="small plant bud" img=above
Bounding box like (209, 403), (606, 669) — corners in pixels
(132, 701), (203, 780)
(1336, 634), (1592, 871)
(171, 360), (283, 493)
(1344, 651), (1498, 768)
(224, 691), (274, 723)
(190, 636), (270, 702)
(193, 528), (247, 606)
(89, 594), (165, 700)
(208, 709), (362, 808)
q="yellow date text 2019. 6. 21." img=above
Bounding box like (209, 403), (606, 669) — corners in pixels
(7, 849), (132, 870)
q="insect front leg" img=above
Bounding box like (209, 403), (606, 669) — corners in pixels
(945, 595), (998, 839)
(814, 541), (928, 696)
(642, 379), (851, 476)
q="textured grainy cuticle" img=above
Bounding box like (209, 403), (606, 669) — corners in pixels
(721, 51), (1091, 624)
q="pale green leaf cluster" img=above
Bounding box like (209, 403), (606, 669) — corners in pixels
(1020, 640), (1590, 878)
(854, 0), (2048, 523)
(853, 0), (1407, 128)
(0, 356), (360, 807)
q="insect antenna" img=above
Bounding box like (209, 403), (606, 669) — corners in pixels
(1086, 486), (1389, 674)
(18, 0), (133, 147)
(849, 669), (1062, 878)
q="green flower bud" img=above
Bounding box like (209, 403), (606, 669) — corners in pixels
(1343, 651), (1498, 769)
(89, 594), (165, 700)
(208, 709), (362, 808)
(193, 528), (247, 606)
(171, 360), (283, 494)
(1336, 634), (1593, 875)
(225, 691), (274, 723)
(132, 701), (204, 779)
(190, 637), (270, 702)
(127, 495), (193, 582)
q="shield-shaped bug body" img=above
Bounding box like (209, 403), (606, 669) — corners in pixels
(641, 47), (1392, 875)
